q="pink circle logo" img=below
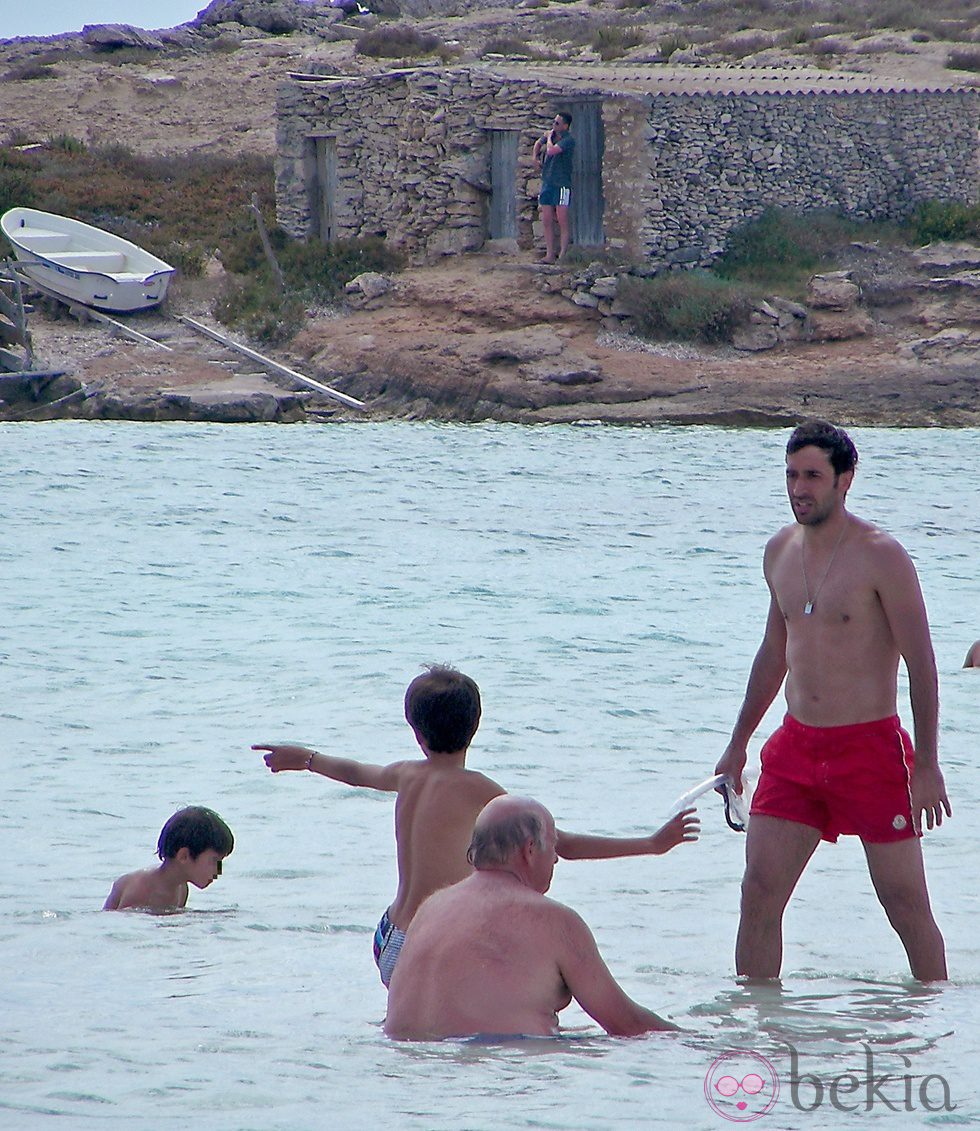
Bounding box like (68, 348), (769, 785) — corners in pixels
(705, 1051), (779, 1122)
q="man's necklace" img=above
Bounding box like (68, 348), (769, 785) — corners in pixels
(801, 520), (848, 616)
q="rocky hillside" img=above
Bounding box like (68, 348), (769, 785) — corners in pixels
(2, 0), (977, 158)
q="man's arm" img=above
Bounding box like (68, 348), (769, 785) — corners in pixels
(545, 132), (570, 157)
(556, 905), (678, 1035)
(715, 585), (788, 793)
(103, 878), (124, 911)
(254, 743), (405, 791)
(875, 540), (951, 832)
(556, 809), (699, 860)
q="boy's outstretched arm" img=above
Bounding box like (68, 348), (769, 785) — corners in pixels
(556, 808), (699, 860)
(253, 744), (404, 791)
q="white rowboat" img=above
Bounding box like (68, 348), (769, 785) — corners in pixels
(1, 207), (175, 313)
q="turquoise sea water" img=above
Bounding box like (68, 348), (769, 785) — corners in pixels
(1, 421), (978, 1130)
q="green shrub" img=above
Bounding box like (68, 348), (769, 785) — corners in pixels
(712, 31), (777, 57)
(591, 25), (644, 59)
(907, 199), (980, 243)
(481, 35), (537, 57)
(213, 276), (306, 345)
(49, 134), (87, 154)
(1, 61), (58, 81)
(278, 236), (405, 301)
(659, 33), (690, 58)
(617, 271), (756, 343)
(0, 168), (36, 214)
(216, 233), (404, 340)
(946, 46), (980, 72)
(356, 25), (442, 58)
(713, 207), (866, 289)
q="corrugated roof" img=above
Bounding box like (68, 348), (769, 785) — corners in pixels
(492, 63), (980, 96)
(285, 63), (980, 97)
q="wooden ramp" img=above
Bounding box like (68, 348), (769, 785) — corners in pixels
(0, 261), (34, 373)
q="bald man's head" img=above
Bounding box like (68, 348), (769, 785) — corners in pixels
(467, 795), (552, 869)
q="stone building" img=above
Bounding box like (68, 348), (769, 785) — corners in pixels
(275, 63), (979, 266)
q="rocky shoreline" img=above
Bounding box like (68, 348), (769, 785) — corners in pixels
(3, 237), (979, 427)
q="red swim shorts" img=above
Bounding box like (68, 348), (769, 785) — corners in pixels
(750, 714), (916, 843)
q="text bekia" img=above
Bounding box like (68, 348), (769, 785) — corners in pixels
(789, 1045), (956, 1114)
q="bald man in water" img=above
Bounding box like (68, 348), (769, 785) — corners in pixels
(384, 795), (679, 1040)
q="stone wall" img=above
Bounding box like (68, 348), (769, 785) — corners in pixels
(276, 66), (979, 266)
(277, 67), (563, 259)
(642, 90), (979, 266)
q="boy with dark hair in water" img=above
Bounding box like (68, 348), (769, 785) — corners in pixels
(256, 663), (698, 987)
(104, 806), (234, 912)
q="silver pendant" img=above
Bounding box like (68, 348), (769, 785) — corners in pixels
(804, 602), (814, 615)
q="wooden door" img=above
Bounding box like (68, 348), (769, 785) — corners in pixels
(489, 130), (519, 239)
(564, 100), (604, 248)
(305, 135), (336, 242)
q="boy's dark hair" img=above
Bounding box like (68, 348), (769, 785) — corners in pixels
(558, 111), (573, 127)
(786, 420), (858, 476)
(157, 806), (234, 861)
(404, 664), (482, 754)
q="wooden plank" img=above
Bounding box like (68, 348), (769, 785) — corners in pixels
(0, 344), (27, 371)
(80, 307), (174, 351)
(0, 318), (24, 346)
(175, 315), (367, 410)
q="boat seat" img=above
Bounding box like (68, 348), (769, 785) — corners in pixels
(16, 229), (72, 253)
(50, 251), (128, 272)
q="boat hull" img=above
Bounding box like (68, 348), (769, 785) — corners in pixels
(12, 256), (173, 313)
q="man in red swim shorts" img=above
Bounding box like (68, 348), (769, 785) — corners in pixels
(716, 421), (951, 981)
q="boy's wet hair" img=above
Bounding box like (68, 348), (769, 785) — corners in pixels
(404, 664), (482, 754)
(786, 420), (858, 476)
(557, 111), (573, 127)
(157, 806), (234, 861)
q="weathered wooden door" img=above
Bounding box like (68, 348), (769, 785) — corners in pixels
(488, 130), (519, 239)
(564, 99), (604, 248)
(305, 135), (336, 242)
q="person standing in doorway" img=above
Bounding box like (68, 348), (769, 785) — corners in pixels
(715, 420), (950, 982)
(533, 111), (575, 263)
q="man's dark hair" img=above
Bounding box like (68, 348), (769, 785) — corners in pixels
(404, 664), (482, 754)
(557, 111), (573, 127)
(467, 810), (545, 869)
(157, 806), (234, 861)
(786, 420), (858, 476)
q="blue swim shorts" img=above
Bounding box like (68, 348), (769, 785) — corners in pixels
(539, 184), (571, 208)
(373, 908), (406, 988)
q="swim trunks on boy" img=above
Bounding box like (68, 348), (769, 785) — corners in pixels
(750, 714), (916, 843)
(374, 909), (406, 987)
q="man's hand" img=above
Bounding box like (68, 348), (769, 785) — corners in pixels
(910, 762), (952, 834)
(253, 743), (314, 772)
(649, 808), (699, 854)
(715, 743), (748, 794)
